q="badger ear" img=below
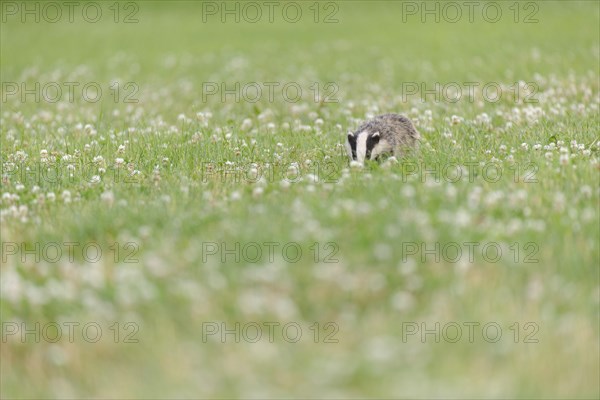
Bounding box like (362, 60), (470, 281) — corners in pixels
(347, 131), (356, 142)
(371, 132), (381, 142)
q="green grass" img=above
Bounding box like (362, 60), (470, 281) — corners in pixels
(1, 1), (599, 398)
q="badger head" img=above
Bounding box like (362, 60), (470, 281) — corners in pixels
(346, 131), (389, 164)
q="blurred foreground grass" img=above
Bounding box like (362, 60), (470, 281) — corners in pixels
(1, 1), (599, 398)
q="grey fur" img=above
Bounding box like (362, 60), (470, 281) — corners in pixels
(346, 113), (420, 163)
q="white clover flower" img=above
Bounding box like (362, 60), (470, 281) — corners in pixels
(475, 113), (491, 125)
(533, 144), (542, 150)
(305, 173), (319, 183)
(521, 143), (529, 151)
(40, 149), (48, 158)
(252, 187), (263, 198)
(15, 183), (24, 192)
(47, 192), (56, 202)
(382, 157), (398, 169)
(580, 185), (592, 198)
(196, 112), (211, 126)
(554, 192), (566, 211)
(115, 158), (125, 167)
(559, 153), (569, 165)
(240, 118), (252, 131)
(230, 191), (242, 201)
(101, 191), (114, 206)
(117, 144), (126, 154)
(90, 175), (101, 184)
(247, 167), (260, 181)
(61, 190), (71, 204)
(15, 151), (28, 162)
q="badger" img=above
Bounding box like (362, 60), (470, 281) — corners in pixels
(345, 113), (420, 164)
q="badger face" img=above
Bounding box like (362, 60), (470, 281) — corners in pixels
(346, 131), (385, 164)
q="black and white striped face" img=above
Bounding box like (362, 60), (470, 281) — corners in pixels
(346, 131), (384, 164)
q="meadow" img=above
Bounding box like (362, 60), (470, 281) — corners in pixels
(1, 1), (599, 398)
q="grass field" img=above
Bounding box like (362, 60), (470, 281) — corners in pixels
(1, 1), (599, 398)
